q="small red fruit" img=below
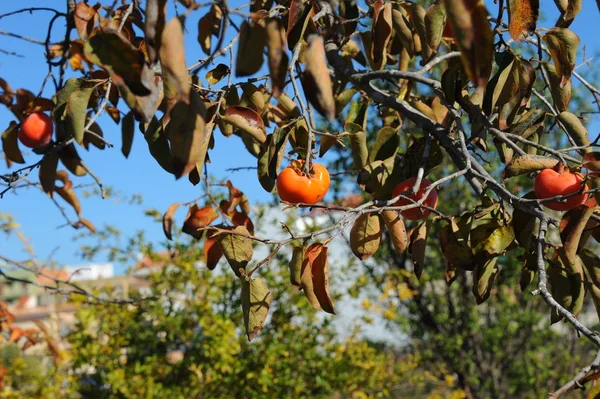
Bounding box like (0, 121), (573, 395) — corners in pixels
(534, 168), (588, 211)
(277, 160), (330, 205)
(392, 177), (439, 220)
(18, 112), (53, 149)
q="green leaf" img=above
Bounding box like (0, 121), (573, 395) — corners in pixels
(557, 111), (590, 154)
(369, 127), (399, 163)
(471, 224), (515, 259)
(217, 225), (253, 277)
(346, 97), (369, 130)
(472, 256), (499, 304)
(241, 277), (272, 341)
(439, 219), (475, 270)
(512, 191), (537, 249)
(424, 0), (447, 62)
(346, 122), (368, 169)
(66, 85), (95, 144)
(84, 29), (154, 96)
(121, 112), (135, 158)
(501, 154), (559, 179)
(257, 127), (290, 193)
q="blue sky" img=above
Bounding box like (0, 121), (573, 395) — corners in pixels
(1, 0), (599, 272)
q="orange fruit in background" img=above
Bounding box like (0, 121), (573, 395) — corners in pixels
(392, 177), (439, 220)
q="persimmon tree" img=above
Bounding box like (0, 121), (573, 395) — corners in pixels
(2, 0), (600, 395)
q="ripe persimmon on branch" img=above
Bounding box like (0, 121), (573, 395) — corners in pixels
(2, 0), (600, 395)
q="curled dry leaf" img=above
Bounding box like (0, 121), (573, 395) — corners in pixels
(287, 0), (316, 50)
(74, 2), (99, 41)
(289, 245), (304, 288)
(236, 20), (266, 77)
(206, 64), (230, 85)
(443, 0), (494, 92)
(121, 112), (135, 158)
(543, 28), (580, 87)
(221, 106), (266, 144)
(266, 18), (288, 97)
(39, 153), (59, 197)
(507, 0), (539, 42)
(204, 235), (223, 270)
(241, 276), (272, 341)
(301, 35), (335, 121)
(382, 210), (408, 254)
(391, 6), (415, 56)
(84, 29), (154, 97)
(162, 203), (180, 241)
(371, 0), (393, 70)
(543, 62), (571, 112)
(501, 154), (559, 179)
(56, 185), (82, 217)
(240, 83), (265, 112)
(300, 244), (321, 311)
(556, 247), (585, 318)
(583, 152), (600, 172)
(78, 218), (96, 234)
(167, 92), (209, 179)
(216, 225), (254, 277)
(144, 0), (167, 64)
(409, 220), (432, 279)
(349, 213), (383, 261)
(182, 204), (219, 239)
(301, 243), (335, 314)
(1, 122), (24, 164)
(160, 16), (190, 105)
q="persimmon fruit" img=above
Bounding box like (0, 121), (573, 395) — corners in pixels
(18, 112), (54, 148)
(277, 160), (330, 204)
(18, 112), (53, 149)
(392, 177), (439, 220)
(534, 168), (588, 211)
